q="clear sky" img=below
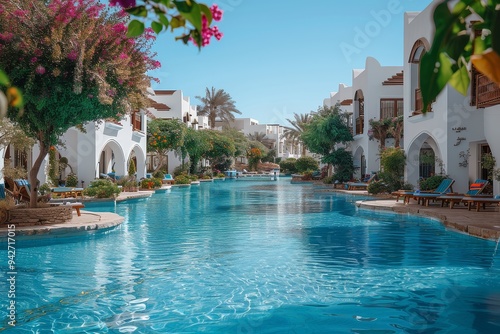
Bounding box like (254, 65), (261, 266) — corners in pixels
(149, 0), (431, 125)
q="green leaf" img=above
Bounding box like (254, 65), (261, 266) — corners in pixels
(445, 34), (471, 60)
(0, 69), (10, 86)
(170, 16), (185, 29)
(125, 6), (148, 18)
(127, 20), (145, 38)
(491, 6), (500, 55)
(174, 1), (202, 31)
(449, 60), (470, 95)
(474, 36), (487, 55)
(419, 0), (475, 112)
(199, 4), (213, 25)
(151, 21), (163, 34)
(158, 14), (170, 28)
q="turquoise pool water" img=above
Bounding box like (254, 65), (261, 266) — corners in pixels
(1, 180), (500, 333)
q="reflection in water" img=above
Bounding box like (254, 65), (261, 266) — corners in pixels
(1, 180), (499, 333)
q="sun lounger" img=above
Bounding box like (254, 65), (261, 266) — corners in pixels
(50, 202), (85, 216)
(411, 178), (455, 206)
(436, 180), (489, 208)
(392, 190), (415, 204)
(347, 174), (376, 190)
(51, 187), (84, 198)
(461, 197), (500, 212)
(162, 174), (175, 185)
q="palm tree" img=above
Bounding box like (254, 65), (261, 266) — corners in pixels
(247, 132), (274, 149)
(196, 87), (241, 128)
(282, 113), (311, 156)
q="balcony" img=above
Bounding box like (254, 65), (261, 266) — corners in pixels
(132, 111), (142, 132)
(355, 116), (364, 135)
(476, 73), (500, 108)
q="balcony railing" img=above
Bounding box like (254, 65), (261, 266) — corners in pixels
(355, 116), (364, 135)
(476, 73), (500, 108)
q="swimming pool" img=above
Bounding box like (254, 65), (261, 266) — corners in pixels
(1, 180), (500, 333)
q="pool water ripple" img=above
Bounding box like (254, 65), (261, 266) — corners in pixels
(1, 180), (500, 333)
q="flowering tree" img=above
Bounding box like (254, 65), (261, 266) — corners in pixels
(147, 119), (187, 172)
(204, 130), (235, 171)
(0, 70), (23, 117)
(387, 116), (404, 148)
(111, 0), (223, 47)
(247, 147), (263, 171)
(183, 128), (211, 174)
(0, 0), (160, 207)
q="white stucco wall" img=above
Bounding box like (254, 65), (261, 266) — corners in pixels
(403, 4), (486, 193)
(351, 57), (403, 177)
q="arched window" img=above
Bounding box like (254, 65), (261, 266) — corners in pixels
(409, 39), (431, 114)
(354, 90), (364, 135)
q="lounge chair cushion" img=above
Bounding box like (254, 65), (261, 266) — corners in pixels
(470, 183), (485, 189)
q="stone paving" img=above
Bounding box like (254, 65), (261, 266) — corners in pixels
(334, 190), (500, 241)
(0, 190), (154, 238)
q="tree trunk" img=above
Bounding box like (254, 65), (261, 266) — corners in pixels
(153, 153), (165, 173)
(210, 114), (216, 129)
(29, 141), (48, 208)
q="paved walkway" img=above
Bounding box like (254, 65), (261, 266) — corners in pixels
(331, 189), (500, 240)
(0, 190), (155, 238)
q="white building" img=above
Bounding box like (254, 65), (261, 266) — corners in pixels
(148, 89), (204, 173)
(1, 109), (148, 189)
(403, 3), (490, 193)
(351, 57), (404, 178)
(218, 117), (303, 160)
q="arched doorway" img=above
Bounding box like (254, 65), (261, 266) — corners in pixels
(406, 132), (442, 187)
(353, 146), (365, 180)
(98, 140), (125, 178)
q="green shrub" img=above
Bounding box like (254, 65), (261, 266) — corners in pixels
(188, 174), (199, 181)
(153, 170), (165, 179)
(301, 170), (313, 180)
(295, 156), (319, 173)
(173, 164), (189, 177)
(140, 178), (162, 189)
(400, 183), (414, 191)
(367, 180), (388, 194)
(279, 158), (297, 174)
(323, 175), (335, 184)
(128, 159), (136, 176)
(38, 183), (51, 195)
(83, 179), (120, 198)
(380, 147), (406, 176)
(174, 174), (191, 184)
(216, 173), (225, 178)
(65, 173), (79, 187)
(419, 175), (447, 191)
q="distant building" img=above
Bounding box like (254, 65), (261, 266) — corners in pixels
(147, 89), (205, 173)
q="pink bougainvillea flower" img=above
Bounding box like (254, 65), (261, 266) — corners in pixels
(109, 0), (136, 8)
(35, 65), (46, 75)
(112, 23), (127, 34)
(211, 4), (223, 21)
(67, 49), (78, 61)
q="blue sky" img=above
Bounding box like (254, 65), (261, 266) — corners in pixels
(150, 0), (431, 125)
